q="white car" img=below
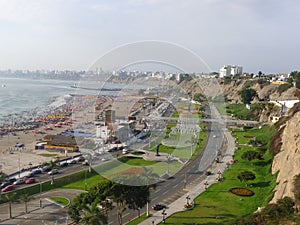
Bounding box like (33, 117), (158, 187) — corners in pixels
(48, 169), (59, 175)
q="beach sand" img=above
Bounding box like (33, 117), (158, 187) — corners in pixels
(0, 126), (79, 176)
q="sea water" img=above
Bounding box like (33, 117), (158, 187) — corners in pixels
(0, 76), (149, 124)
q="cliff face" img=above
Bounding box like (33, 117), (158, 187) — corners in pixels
(271, 111), (300, 204)
(179, 78), (298, 103)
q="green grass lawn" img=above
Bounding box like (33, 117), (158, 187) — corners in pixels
(215, 103), (227, 116)
(163, 125), (277, 225)
(226, 103), (265, 121)
(50, 197), (69, 206)
(126, 213), (151, 225)
(118, 156), (157, 166)
(61, 170), (105, 190)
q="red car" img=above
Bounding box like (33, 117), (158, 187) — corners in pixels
(1, 184), (14, 192)
(25, 178), (36, 184)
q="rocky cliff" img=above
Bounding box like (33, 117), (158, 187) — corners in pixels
(179, 78), (299, 103)
(271, 105), (300, 205)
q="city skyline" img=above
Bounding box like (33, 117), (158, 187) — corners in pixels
(0, 0), (299, 73)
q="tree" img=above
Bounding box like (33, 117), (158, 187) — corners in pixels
(3, 192), (17, 219)
(239, 88), (257, 104)
(294, 174), (300, 206)
(19, 193), (32, 214)
(49, 160), (56, 185)
(277, 197), (294, 216)
(290, 71), (300, 89)
(237, 171), (256, 186)
(80, 202), (108, 225)
(109, 180), (150, 225)
(0, 171), (7, 183)
(68, 182), (112, 224)
(258, 71), (263, 78)
(140, 167), (158, 217)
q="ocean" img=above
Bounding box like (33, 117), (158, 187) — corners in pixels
(0, 77), (149, 125)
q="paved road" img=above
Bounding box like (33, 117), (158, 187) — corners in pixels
(0, 189), (84, 225)
(140, 104), (236, 225)
(0, 104), (231, 225)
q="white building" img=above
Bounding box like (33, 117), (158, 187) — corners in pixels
(219, 65), (243, 78)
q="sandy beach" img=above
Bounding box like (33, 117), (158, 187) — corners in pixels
(0, 94), (128, 176)
(0, 126), (79, 176)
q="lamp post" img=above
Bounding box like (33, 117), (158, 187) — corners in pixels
(37, 179), (43, 208)
(186, 194), (191, 205)
(18, 148), (21, 178)
(183, 172), (187, 189)
(204, 181), (209, 190)
(162, 209), (167, 223)
(217, 170), (222, 181)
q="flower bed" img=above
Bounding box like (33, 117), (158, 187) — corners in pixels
(244, 135), (255, 138)
(229, 187), (254, 196)
(183, 202), (194, 210)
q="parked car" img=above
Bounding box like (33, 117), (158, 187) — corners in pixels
(67, 159), (77, 164)
(25, 172), (34, 178)
(152, 204), (167, 211)
(25, 178), (36, 184)
(108, 147), (118, 152)
(8, 177), (17, 183)
(0, 181), (11, 189)
(1, 184), (14, 193)
(122, 148), (129, 154)
(32, 169), (42, 175)
(82, 160), (89, 166)
(48, 169), (59, 175)
(42, 165), (51, 172)
(13, 178), (25, 185)
(75, 156), (85, 162)
(59, 161), (68, 167)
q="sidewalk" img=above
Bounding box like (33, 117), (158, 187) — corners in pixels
(0, 189), (83, 225)
(139, 129), (235, 225)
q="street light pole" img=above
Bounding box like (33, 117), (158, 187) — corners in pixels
(39, 180), (43, 208)
(162, 209), (167, 223)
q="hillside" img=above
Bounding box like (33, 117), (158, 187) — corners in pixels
(271, 103), (300, 206)
(179, 77), (299, 103)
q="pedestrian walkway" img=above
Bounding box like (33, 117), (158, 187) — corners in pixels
(0, 189), (83, 225)
(139, 129), (236, 225)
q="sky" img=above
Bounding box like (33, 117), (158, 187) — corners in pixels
(0, 0), (299, 73)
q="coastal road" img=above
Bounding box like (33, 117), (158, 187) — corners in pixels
(0, 104), (229, 225)
(107, 104), (229, 224)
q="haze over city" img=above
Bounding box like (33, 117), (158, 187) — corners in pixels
(0, 0), (299, 73)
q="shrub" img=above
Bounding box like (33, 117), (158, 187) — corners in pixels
(241, 150), (263, 161)
(277, 83), (292, 94)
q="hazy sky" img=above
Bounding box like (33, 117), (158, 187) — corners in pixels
(0, 0), (299, 73)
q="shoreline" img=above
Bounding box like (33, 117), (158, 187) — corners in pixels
(0, 94), (116, 176)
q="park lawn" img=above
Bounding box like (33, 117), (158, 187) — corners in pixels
(226, 103), (265, 121)
(50, 197), (69, 206)
(163, 126), (277, 225)
(215, 103), (227, 116)
(118, 157), (157, 166)
(61, 171), (105, 190)
(126, 213), (150, 225)
(232, 125), (276, 145)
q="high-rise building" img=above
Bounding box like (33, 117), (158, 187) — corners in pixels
(219, 65), (243, 78)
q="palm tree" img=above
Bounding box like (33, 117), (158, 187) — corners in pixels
(3, 192), (17, 219)
(80, 202), (108, 225)
(140, 167), (158, 217)
(49, 160), (56, 185)
(19, 193), (32, 214)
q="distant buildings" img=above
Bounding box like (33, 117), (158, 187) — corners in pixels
(219, 65), (243, 78)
